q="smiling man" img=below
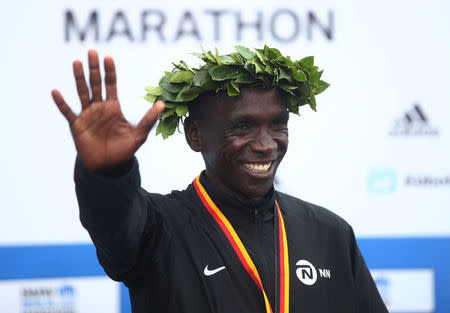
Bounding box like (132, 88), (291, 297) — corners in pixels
(185, 88), (289, 202)
(52, 46), (388, 313)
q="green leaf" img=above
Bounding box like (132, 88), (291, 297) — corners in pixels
(145, 85), (163, 96)
(230, 53), (246, 65)
(309, 93), (317, 111)
(244, 63), (256, 75)
(160, 76), (184, 93)
(215, 48), (221, 64)
(278, 67), (293, 83)
(254, 50), (268, 66)
(293, 69), (307, 82)
(193, 69), (219, 89)
(219, 55), (236, 64)
(257, 75), (271, 87)
(315, 80), (330, 95)
(227, 80), (240, 96)
(284, 95), (299, 114)
(169, 71), (195, 83)
(274, 56), (294, 69)
(201, 46), (217, 64)
(161, 89), (178, 102)
(209, 65), (242, 81)
(160, 108), (176, 120)
(172, 61), (194, 72)
(191, 52), (205, 59)
(264, 45), (282, 60)
(143, 94), (157, 103)
(317, 70), (323, 80)
(235, 45), (255, 60)
(155, 119), (163, 136)
(310, 69), (321, 86)
(160, 115), (179, 139)
(175, 104), (189, 116)
(164, 102), (177, 109)
(175, 85), (199, 102)
(299, 56), (314, 69)
(251, 60), (265, 74)
(272, 68), (279, 86)
(235, 72), (255, 84)
(279, 83), (298, 96)
(298, 84), (310, 97)
(265, 65), (274, 75)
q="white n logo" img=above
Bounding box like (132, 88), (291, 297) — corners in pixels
(296, 260), (317, 285)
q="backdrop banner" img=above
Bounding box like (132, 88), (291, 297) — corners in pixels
(1, 0), (449, 312)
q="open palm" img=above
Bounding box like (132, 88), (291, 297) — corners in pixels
(52, 50), (164, 171)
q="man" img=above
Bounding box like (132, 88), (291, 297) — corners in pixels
(52, 48), (387, 313)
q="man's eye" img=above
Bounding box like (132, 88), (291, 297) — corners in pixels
(272, 120), (288, 128)
(234, 123), (248, 130)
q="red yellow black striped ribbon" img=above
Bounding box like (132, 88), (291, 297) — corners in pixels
(193, 176), (289, 313)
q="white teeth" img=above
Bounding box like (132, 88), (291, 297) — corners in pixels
(243, 162), (271, 173)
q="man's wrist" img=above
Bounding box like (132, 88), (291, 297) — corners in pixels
(94, 158), (135, 178)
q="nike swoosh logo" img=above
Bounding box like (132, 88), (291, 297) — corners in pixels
(204, 265), (226, 276)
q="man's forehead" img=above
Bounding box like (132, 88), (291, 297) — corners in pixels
(206, 88), (286, 119)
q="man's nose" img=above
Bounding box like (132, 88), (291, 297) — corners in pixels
(249, 128), (277, 154)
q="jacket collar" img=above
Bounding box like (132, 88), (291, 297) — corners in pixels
(198, 171), (275, 223)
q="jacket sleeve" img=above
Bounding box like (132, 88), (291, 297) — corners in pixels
(349, 228), (388, 313)
(74, 156), (169, 286)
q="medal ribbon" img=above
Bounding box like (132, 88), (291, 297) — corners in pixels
(193, 176), (289, 313)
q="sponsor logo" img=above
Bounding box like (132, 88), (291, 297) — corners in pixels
(204, 265), (226, 276)
(367, 168), (397, 194)
(368, 168), (450, 193)
(371, 269), (435, 312)
(405, 175), (450, 186)
(295, 259), (330, 286)
(21, 284), (76, 313)
(0, 277), (119, 313)
(374, 276), (391, 306)
(389, 104), (439, 136)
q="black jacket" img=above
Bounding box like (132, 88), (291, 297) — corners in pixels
(75, 157), (387, 313)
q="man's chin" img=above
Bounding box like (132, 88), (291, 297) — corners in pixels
(236, 179), (275, 201)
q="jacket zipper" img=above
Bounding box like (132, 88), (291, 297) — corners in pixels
(253, 208), (273, 310)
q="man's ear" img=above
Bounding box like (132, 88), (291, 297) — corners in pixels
(184, 117), (203, 152)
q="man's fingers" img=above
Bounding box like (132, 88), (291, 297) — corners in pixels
(104, 56), (118, 100)
(136, 101), (166, 137)
(51, 89), (76, 125)
(73, 60), (90, 110)
(88, 49), (102, 102)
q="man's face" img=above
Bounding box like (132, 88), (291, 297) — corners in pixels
(196, 88), (289, 201)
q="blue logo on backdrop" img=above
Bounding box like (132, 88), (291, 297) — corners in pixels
(59, 285), (75, 296)
(21, 284), (76, 311)
(374, 277), (391, 306)
(367, 168), (397, 194)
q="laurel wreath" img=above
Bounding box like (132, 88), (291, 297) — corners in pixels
(143, 45), (330, 139)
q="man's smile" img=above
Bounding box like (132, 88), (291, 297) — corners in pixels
(242, 161), (273, 174)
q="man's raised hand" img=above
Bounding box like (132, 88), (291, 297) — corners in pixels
(52, 50), (165, 171)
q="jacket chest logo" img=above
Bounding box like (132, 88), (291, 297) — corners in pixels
(204, 265), (226, 276)
(296, 259), (331, 285)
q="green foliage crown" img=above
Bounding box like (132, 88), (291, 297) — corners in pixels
(144, 45), (330, 139)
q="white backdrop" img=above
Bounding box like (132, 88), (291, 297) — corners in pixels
(1, 0), (449, 243)
(1, 1), (450, 313)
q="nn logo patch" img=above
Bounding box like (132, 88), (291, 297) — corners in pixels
(296, 259), (331, 286)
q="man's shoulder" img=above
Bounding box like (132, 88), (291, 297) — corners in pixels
(276, 191), (352, 233)
(142, 183), (203, 215)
